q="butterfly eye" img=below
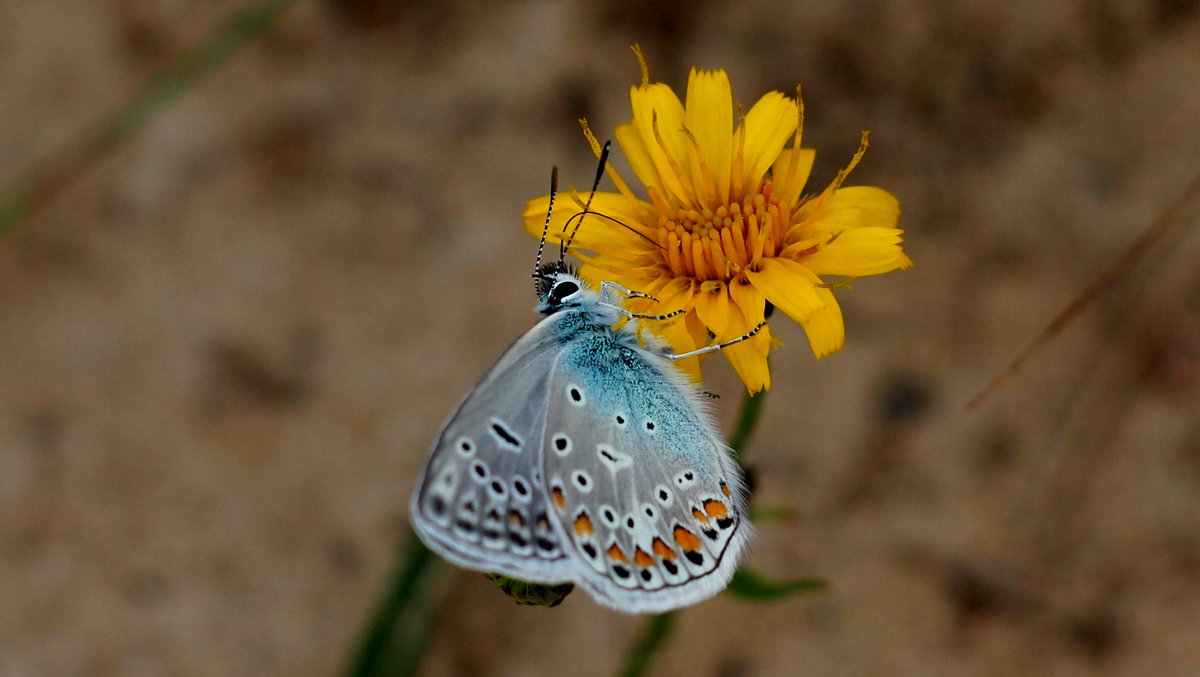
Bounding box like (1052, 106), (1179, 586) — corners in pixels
(549, 280), (580, 304)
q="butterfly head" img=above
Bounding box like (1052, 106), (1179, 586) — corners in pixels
(533, 261), (587, 315)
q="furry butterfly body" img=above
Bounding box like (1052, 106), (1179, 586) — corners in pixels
(410, 263), (752, 614)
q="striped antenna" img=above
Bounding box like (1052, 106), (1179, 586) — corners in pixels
(531, 166), (559, 290)
(559, 141), (611, 262)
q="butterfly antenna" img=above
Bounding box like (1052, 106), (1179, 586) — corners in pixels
(532, 166), (559, 290)
(559, 141), (611, 262)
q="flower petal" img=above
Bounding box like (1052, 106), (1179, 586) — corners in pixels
(684, 69), (733, 208)
(744, 257), (824, 325)
(801, 227), (914, 277)
(740, 91), (798, 192)
(792, 186), (900, 240)
(522, 191), (655, 258)
(794, 267), (845, 358)
(720, 307), (772, 394)
(629, 83), (692, 205)
(693, 281), (734, 339)
(771, 147), (816, 207)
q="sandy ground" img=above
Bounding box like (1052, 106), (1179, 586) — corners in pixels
(2, 1), (1199, 675)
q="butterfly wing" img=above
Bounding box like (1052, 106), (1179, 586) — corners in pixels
(539, 331), (752, 613)
(410, 314), (576, 583)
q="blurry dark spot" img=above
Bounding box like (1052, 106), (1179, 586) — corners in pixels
(1082, 1), (1136, 69)
(815, 34), (880, 99)
(124, 570), (171, 607)
(206, 332), (316, 409)
(1154, 0), (1200, 27)
(24, 408), (65, 458)
(946, 565), (1001, 621)
(328, 535), (364, 576)
(118, 11), (172, 64)
(1065, 612), (1120, 660)
(582, 542), (597, 558)
(875, 372), (932, 425)
(685, 551), (704, 566)
(326, 0), (403, 28)
(640, 569), (653, 582)
(551, 74), (597, 138)
(612, 565), (631, 579)
(596, 0), (705, 51)
(978, 426), (1019, 470)
(662, 560), (678, 575)
(249, 115), (325, 181)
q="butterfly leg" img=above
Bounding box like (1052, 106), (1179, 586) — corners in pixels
(599, 281), (685, 321)
(662, 321), (768, 361)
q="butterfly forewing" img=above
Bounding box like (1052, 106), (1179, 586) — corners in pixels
(539, 333), (751, 613)
(410, 315), (576, 582)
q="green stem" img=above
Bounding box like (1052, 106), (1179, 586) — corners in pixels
(0, 0), (299, 238)
(344, 531), (450, 677)
(617, 612), (676, 677)
(616, 389), (768, 677)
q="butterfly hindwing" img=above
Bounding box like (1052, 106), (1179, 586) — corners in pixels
(540, 331), (751, 614)
(410, 314), (576, 583)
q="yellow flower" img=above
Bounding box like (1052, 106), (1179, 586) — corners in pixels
(523, 51), (912, 393)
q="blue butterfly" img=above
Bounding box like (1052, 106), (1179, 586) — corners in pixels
(410, 147), (757, 613)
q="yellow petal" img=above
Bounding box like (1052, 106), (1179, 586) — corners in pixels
(801, 227), (913, 276)
(770, 147), (816, 207)
(522, 191), (655, 258)
(719, 307), (772, 394)
(739, 91), (798, 192)
(727, 276), (765, 326)
(744, 257), (824, 325)
(794, 266), (845, 358)
(693, 281), (733, 339)
(615, 121), (664, 202)
(792, 186), (900, 240)
(684, 69), (733, 207)
(629, 83), (691, 205)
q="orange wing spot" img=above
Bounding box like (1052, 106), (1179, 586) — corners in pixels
(552, 487), (565, 509)
(652, 537), (676, 561)
(607, 544), (629, 563)
(703, 500), (729, 518)
(634, 548), (654, 568)
(691, 508), (711, 524)
(720, 481), (732, 498)
(573, 513), (594, 536)
(509, 511), (525, 527)
(673, 526), (701, 551)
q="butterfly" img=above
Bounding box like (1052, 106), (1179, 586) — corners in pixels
(410, 147), (757, 614)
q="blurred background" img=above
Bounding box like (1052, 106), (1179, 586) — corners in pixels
(2, 0), (1199, 675)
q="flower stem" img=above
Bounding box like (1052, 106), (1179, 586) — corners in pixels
(616, 389), (767, 677)
(344, 530), (450, 677)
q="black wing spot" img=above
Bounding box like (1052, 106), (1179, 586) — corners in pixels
(645, 420), (656, 431)
(625, 516), (635, 529)
(662, 560), (678, 575)
(582, 543), (598, 558)
(490, 420), (521, 448)
(717, 517), (734, 530)
(509, 533), (528, 548)
(615, 414), (626, 425)
(572, 470), (592, 491)
(429, 496), (445, 516)
(640, 569), (653, 582)
(490, 480), (506, 497)
(455, 520), (474, 532)
(612, 565), (631, 579)
(703, 528), (718, 541)
(685, 551), (705, 566)
(536, 537), (556, 552)
(471, 461), (488, 480)
(513, 478), (529, 496)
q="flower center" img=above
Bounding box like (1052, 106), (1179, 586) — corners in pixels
(655, 181), (787, 281)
